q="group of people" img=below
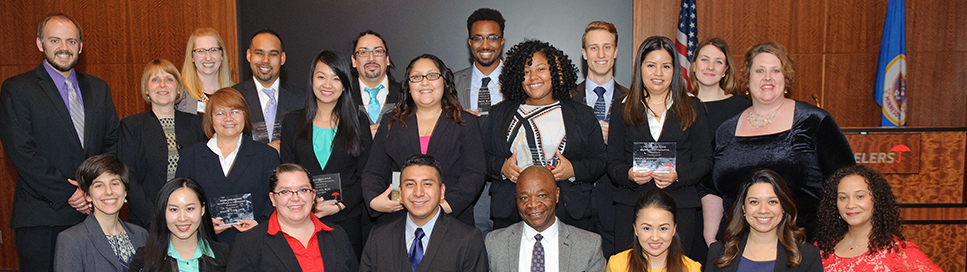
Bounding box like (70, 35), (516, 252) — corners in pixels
(0, 8), (944, 272)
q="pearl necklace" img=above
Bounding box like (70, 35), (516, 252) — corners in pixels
(747, 99), (784, 128)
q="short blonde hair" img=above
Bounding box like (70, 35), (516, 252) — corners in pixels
(140, 59), (185, 105)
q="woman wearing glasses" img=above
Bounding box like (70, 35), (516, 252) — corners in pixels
(177, 27), (234, 114)
(176, 88), (281, 245)
(361, 54), (485, 227)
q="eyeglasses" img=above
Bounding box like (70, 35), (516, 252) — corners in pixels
(213, 109), (243, 118)
(354, 48), (386, 57)
(272, 188), (315, 198)
(408, 73), (442, 83)
(470, 35), (502, 44)
(193, 47), (223, 56)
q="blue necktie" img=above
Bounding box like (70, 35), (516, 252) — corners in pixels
(262, 88), (277, 141)
(365, 85), (385, 124)
(409, 228), (425, 272)
(593, 86), (607, 122)
(531, 234), (544, 272)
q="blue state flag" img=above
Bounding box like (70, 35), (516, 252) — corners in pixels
(874, 0), (907, 126)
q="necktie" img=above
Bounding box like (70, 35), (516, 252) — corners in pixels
(65, 80), (84, 147)
(531, 234), (544, 272)
(408, 228), (425, 272)
(593, 86), (608, 122)
(262, 88), (277, 141)
(365, 85), (385, 124)
(478, 77), (492, 115)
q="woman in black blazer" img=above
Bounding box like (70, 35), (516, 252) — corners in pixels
(120, 59), (207, 228)
(606, 36), (711, 260)
(175, 88), (280, 246)
(280, 50), (372, 257)
(487, 40), (606, 230)
(361, 54), (485, 227)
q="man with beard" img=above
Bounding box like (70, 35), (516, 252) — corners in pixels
(0, 13), (120, 272)
(233, 29), (303, 150)
(351, 30), (401, 138)
(453, 8), (506, 237)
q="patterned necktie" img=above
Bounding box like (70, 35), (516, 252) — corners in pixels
(478, 77), (492, 115)
(364, 85), (385, 124)
(262, 88), (277, 141)
(65, 80), (84, 147)
(531, 234), (545, 272)
(593, 86), (607, 121)
(408, 228), (425, 272)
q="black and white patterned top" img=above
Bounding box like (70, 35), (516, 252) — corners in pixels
(160, 118), (179, 180)
(106, 232), (136, 268)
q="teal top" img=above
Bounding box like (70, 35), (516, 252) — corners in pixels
(167, 239), (214, 272)
(313, 126), (338, 169)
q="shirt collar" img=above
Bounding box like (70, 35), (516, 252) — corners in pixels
(472, 60), (503, 79)
(584, 77), (615, 93)
(522, 216), (560, 242)
(206, 133), (243, 156)
(253, 76), (281, 93)
(267, 211), (333, 235)
(359, 74), (390, 91)
(405, 207), (442, 240)
(167, 239), (214, 261)
(43, 61), (77, 90)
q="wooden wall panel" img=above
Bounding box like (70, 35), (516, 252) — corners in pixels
(903, 224), (967, 272)
(906, 52), (967, 127)
(822, 53), (881, 127)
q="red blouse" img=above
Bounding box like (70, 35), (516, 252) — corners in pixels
(821, 239), (942, 272)
(267, 211), (334, 272)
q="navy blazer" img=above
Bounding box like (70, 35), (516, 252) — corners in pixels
(232, 78), (304, 143)
(227, 217), (358, 272)
(361, 110), (486, 226)
(54, 214), (148, 272)
(350, 77), (402, 125)
(175, 135), (281, 245)
(360, 211), (488, 272)
(0, 65), (120, 228)
(119, 110), (206, 228)
(706, 235), (822, 272)
(484, 99), (607, 221)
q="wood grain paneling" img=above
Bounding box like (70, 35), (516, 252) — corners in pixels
(822, 53), (881, 127)
(902, 207), (967, 221)
(906, 52), (967, 127)
(903, 224), (967, 272)
(825, 0), (886, 53)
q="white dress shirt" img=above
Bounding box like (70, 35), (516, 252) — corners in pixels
(646, 95), (674, 140)
(206, 133), (243, 176)
(518, 217), (560, 272)
(359, 76), (391, 115)
(253, 76), (281, 119)
(469, 61), (504, 111)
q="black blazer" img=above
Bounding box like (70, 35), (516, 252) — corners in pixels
(361, 111), (486, 226)
(571, 81), (629, 112)
(706, 236), (822, 272)
(484, 99), (606, 221)
(232, 78), (304, 142)
(0, 65), (120, 228)
(175, 135), (281, 245)
(350, 77), (402, 125)
(227, 217), (358, 272)
(119, 110), (206, 228)
(279, 109), (373, 222)
(130, 240), (231, 272)
(606, 97), (711, 208)
(359, 211), (488, 272)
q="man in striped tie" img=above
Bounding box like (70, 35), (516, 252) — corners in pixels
(234, 29), (303, 151)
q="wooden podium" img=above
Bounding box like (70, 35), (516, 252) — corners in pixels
(844, 127), (967, 271)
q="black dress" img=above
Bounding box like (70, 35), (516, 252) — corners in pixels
(712, 100), (854, 239)
(699, 95), (752, 197)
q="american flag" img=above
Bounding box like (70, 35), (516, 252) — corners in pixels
(675, 0), (697, 93)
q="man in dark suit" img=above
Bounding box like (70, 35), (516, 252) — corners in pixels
(571, 21), (628, 257)
(233, 29), (302, 149)
(360, 154), (488, 272)
(351, 30), (401, 138)
(0, 13), (120, 272)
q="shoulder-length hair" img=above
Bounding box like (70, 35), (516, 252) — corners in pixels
(181, 27), (234, 101)
(627, 189), (687, 272)
(744, 42), (795, 94)
(141, 59), (185, 105)
(625, 36), (695, 130)
(498, 40), (578, 103)
(139, 178), (217, 272)
(689, 38), (737, 95)
(202, 88), (252, 138)
(715, 168), (807, 268)
(297, 50), (363, 157)
(816, 166), (905, 258)
(389, 54), (464, 131)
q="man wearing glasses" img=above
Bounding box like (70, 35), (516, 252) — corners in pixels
(351, 30), (401, 138)
(233, 29), (303, 150)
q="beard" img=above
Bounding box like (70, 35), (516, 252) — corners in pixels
(45, 49), (78, 72)
(474, 50), (501, 67)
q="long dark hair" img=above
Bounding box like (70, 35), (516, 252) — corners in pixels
(627, 190), (686, 272)
(498, 40), (578, 103)
(139, 178), (218, 272)
(297, 50), (363, 157)
(715, 169), (807, 268)
(816, 166), (905, 258)
(624, 36), (695, 130)
(389, 54), (464, 131)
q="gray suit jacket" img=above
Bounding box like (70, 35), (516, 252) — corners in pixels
(454, 66), (473, 107)
(54, 214), (148, 272)
(485, 220), (606, 272)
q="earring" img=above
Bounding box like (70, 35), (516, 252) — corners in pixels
(784, 89), (788, 94)
(745, 91), (749, 95)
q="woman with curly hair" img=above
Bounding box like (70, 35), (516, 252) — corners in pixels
(606, 36), (710, 260)
(815, 166), (941, 271)
(606, 189), (702, 272)
(486, 40), (606, 230)
(706, 168), (821, 271)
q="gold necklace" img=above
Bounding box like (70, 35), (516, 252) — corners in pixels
(747, 99), (784, 128)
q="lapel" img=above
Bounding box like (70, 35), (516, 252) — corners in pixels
(241, 80), (266, 125)
(506, 222), (523, 272)
(77, 73), (97, 150)
(391, 217), (410, 271)
(265, 232), (302, 271)
(83, 215), (124, 271)
(558, 222), (572, 271)
(36, 66), (83, 149)
(572, 82), (587, 103)
(226, 137), (254, 180)
(774, 239), (790, 271)
(418, 211), (449, 272)
(196, 142), (230, 198)
(424, 111), (451, 156)
(656, 110), (683, 142)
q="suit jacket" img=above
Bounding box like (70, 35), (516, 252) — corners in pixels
(453, 67), (473, 107)
(351, 77), (402, 125)
(175, 135), (281, 245)
(227, 217), (358, 272)
(174, 90), (202, 114)
(606, 97), (711, 208)
(130, 241), (231, 272)
(0, 64), (120, 228)
(570, 81), (629, 111)
(706, 236), (822, 272)
(54, 214), (148, 272)
(360, 211), (488, 272)
(119, 110), (206, 228)
(485, 220), (606, 272)
(232, 78), (303, 143)
(361, 111), (486, 226)
(280, 109), (373, 222)
(485, 99), (606, 221)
